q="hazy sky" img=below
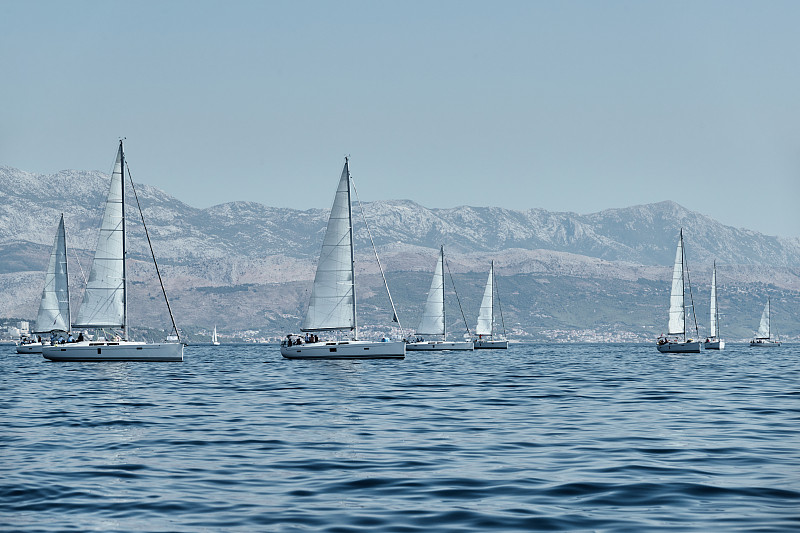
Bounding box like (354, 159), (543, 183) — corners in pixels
(2, 1), (799, 237)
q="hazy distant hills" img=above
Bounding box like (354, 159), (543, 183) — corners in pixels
(1, 166), (799, 341)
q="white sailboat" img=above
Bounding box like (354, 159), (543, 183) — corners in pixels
(406, 246), (474, 351)
(656, 229), (701, 353)
(280, 158), (405, 359)
(473, 261), (508, 349)
(43, 141), (183, 362)
(704, 261), (725, 350)
(750, 298), (780, 347)
(17, 215), (72, 354)
(211, 325), (220, 345)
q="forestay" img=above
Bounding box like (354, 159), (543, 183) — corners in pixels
(73, 145), (125, 329)
(34, 215), (70, 333)
(301, 161), (355, 332)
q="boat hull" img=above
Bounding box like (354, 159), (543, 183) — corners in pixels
(406, 341), (474, 351)
(16, 343), (44, 354)
(750, 340), (781, 347)
(42, 341), (184, 361)
(657, 341), (702, 353)
(704, 339), (725, 350)
(280, 340), (405, 359)
(473, 340), (508, 349)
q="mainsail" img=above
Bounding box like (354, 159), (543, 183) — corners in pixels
(417, 246), (446, 336)
(667, 231), (685, 336)
(475, 263), (494, 336)
(73, 144), (126, 329)
(301, 160), (355, 332)
(709, 262), (718, 338)
(34, 214), (71, 333)
(756, 300), (770, 339)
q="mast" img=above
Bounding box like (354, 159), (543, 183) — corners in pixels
(441, 245), (446, 340)
(489, 259), (494, 339)
(63, 214), (71, 333)
(710, 260), (717, 339)
(345, 157), (357, 339)
(681, 229), (686, 342)
(490, 260), (494, 338)
(120, 140), (128, 341)
(767, 298), (771, 339)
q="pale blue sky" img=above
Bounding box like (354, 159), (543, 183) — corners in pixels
(2, 1), (798, 237)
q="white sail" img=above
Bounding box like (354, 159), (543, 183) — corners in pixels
(756, 300), (770, 339)
(667, 233), (685, 335)
(34, 215), (71, 333)
(212, 325), (218, 343)
(301, 160), (355, 332)
(709, 262), (717, 338)
(74, 145), (126, 328)
(475, 264), (493, 336)
(417, 247), (445, 335)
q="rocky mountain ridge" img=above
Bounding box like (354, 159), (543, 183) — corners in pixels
(1, 165), (798, 339)
(2, 165), (800, 268)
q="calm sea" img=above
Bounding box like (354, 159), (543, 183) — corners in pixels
(2, 343), (799, 532)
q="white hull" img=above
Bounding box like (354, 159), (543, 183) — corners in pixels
(657, 341), (702, 353)
(406, 340), (474, 351)
(42, 341), (184, 361)
(474, 340), (508, 349)
(16, 343), (44, 354)
(750, 339), (780, 347)
(212, 342), (220, 346)
(704, 339), (725, 350)
(281, 340), (405, 359)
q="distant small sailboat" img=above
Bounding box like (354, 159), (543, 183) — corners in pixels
(406, 246), (474, 351)
(703, 261), (725, 350)
(42, 140), (183, 362)
(17, 214), (71, 354)
(211, 325), (220, 346)
(750, 298), (780, 347)
(473, 261), (508, 349)
(280, 158), (405, 359)
(657, 229), (701, 353)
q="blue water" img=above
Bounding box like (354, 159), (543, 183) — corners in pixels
(2, 343), (799, 532)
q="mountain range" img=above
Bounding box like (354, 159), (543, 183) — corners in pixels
(1, 165), (798, 341)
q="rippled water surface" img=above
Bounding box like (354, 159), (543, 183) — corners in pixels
(2, 343), (799, 532)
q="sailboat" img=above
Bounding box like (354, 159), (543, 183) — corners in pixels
(656, 229), (701, 353)
(211, 325), (220, 345)
(406, 246), (474, 351)
(280, 158), (405, 359)
(703, 261), (725, 350)
(473, 261), (508, 349)
(17, 215), (71, 354)
(750, 298), (780, 347)
(42, 141), (183, 362)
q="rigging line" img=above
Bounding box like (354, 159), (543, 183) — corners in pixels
(350, 177), (404, 331)
(444, 256), (472, 338)
(124, 161), (181, 342)
(683, 238), (699, 338)
(71, 247), (88, 285)
(493, 264), (507, 338)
